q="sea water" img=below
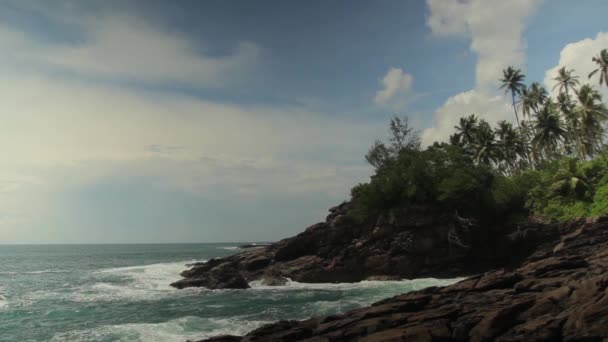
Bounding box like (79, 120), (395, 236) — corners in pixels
(0, 244), (462, 341)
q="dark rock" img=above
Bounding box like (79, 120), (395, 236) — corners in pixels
(191, 336), (241, 342)
(195, 218), (608, 341)
(242, 256), (271, 271)
(173, 202), (554, 291)
(171, 264), (249, 289)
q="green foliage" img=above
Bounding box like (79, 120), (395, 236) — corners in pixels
(523, 155), (608, 221)
(590, 183), (608, 216)
(491, 175), (528, 218)
(352, 50), (608, 224)
(351, 142), (500, 222)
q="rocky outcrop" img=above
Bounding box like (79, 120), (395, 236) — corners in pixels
(172, 202), (554, 290)
(196, 216), (608, 341)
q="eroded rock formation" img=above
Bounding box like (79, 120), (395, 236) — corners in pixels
(172, 203), (547, 290)
(197, 216), (608, 341)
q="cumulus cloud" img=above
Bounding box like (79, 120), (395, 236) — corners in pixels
(427, 0), (541, 90)
(421, 89), (513, 145)
(544, 31), (608, 98)
(0, 15), (260, 88)
(374, 67), (414, 105)
(422, 0), (540, 144)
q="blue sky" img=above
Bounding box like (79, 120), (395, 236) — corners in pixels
(0, 0), (607, 243)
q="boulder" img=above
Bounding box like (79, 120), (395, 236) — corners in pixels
(171, 264), (249, 290)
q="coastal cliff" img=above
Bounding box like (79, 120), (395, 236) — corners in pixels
(171, 202), (551, 290)
(198, 216), (608, 341)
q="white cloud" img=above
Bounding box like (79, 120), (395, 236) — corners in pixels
(0, 72), (379, 240)
(422, 0), (540, 144)
(374, 67), (414, 105)
(0, 15), (259, 88)
(544, 31), (608, 99)
(0, 15), (384, 242)
(427, 0), (540, 90)
(421, 89), (513, 145)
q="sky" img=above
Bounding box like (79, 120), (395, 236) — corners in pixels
(0, 0), (607, 243)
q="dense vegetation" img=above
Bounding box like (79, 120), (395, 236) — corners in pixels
(351, 49), (608, 223)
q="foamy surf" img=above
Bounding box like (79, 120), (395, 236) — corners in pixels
(248, 277), (464, 291)
(246, 277), (465, 317)
(0, 295), (7, 309)
(0, 269), (71, 275)
(1, 244), (467, 341)
(217, 246), (239, 250)
(50, 316), (270, 342)
(71, 260), (207, 302)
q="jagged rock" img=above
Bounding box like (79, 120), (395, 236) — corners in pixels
(172, 202), (565, 291)
(194, 216), (608, 341)
(242, 256), (271, 271)
(171, 264), (249, 289)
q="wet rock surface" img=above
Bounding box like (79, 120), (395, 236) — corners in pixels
(195, 216), (608, 341)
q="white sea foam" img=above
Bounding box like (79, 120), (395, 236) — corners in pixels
(217, 246), (239, 250)
(247, 277), (464, 317)
(0, 269), (70, 275)
(0, 287), (7, 309)
(70, 260), (206, 302)
(50, 316), (270, 342)
(249, 277), (464, 291)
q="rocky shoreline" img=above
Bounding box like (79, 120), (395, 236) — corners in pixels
(197, 216), (608, 341)
(172, 203), (555, 290)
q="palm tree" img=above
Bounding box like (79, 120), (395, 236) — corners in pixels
(520, 83), (548, 123)
(453, 114), (479, 148)
(557, 93), (582, 159)
(575, 84), (608, 157)
(589, 49), (608, 88)
(520, 120), (539, 166)
(553, 67), (580, 98)
(499, 67), (526, 128)
(549, 158), (591, 199)
(529, 82), (549, 108)
(496, 120), (527, 173)
(520, 86), (536, 122)
(533, 100), (567, 161)
(471, 120), (500, 167)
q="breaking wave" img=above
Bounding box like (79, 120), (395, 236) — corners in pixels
(51, 316), (270, 342)
(71, 260), (206, 302)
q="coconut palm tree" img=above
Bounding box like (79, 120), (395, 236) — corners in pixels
(520, 86), (536, 122)
(557, 93), (582, 159)
(549, 158), (591, 198)
(576, 84), (608, 157)
(529, 82), (549, 108)
(499, 67), (526, 128)
(453, 114), (479, 148)
(471, 120), (500, 167)
(520, 83), (548, 124)
(496, 120), (527, 173)
(520, 119), (539, 166)
(589, 49), (608, 88)
(533, 100), (567, 161)
(553, 67), (580, 98)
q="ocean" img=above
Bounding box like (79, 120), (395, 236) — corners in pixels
(0, 244), (461, 341)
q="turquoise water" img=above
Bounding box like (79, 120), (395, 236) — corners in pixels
(0, 244), (461, 341)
